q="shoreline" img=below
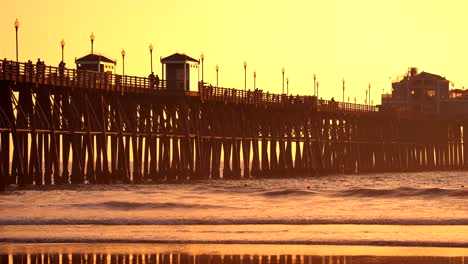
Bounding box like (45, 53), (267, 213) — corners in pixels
(1, 243), (468, 256)
(1, 224), (467, 248)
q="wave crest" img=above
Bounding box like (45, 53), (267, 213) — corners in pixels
(72, 201), (233, 210)
(2, 218), (468, 226)
(260, 189), (316, 197)
(337, 187), (468, 198)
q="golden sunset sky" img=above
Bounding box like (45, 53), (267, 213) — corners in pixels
(1, 0), (466, 104)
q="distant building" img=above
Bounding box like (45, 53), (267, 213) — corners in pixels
(381, 67), (468, 116)
(75, 54), (116, 73)
(382, 67), (449, 113)
(450, 88), (468, 99)
(160, 53), (199, 91)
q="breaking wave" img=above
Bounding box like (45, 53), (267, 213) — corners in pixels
(71, 201), (236, 210)
(336, 187), (468, 198)
(260, 189), (316, 197)
(2, 218), (468, 226)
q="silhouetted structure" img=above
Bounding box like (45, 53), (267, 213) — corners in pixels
(0, 60), (467, 188)
(450, 88), (468, 99)
(75, 53), (116, 72)
(161, 53), (199, 91)
(382, 67), (468, 118)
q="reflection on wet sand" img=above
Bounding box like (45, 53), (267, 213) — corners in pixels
(1, 251), (466, 264)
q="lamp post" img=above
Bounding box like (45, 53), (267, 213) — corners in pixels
(368, 82), (371, 105)
(313, 73), (316, 96)
(282, 67), (285, 94)
(354, 97), (356, 104)
(286, 77), (289, 94)
(149, 43), (154, 73)
(60, 38), (65, 62)
(244, 60), (247, 91)
(316, 81), (320, 98)
(365, 89), (368, 105)
(253, 70), (256, 90)
(348, 96), (350, 103)
(90, 32), (95, 54)
(342, 78), (345, 102)
(14, 18), (19, 62)
(121, 49), (126, 76)
(200, 53), (204, 84)
(216, 64), (219, 87)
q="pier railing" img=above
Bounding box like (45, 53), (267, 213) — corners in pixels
(1, 60), (378, 113)
(0, 60), (166, 93)
(199, 85), (378, 113)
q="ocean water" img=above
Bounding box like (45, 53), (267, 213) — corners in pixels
(0, 171), (467, 247)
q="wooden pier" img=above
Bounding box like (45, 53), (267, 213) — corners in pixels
(0, 60), (466, 187)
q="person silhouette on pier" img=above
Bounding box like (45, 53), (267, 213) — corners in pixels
(59, 61), (66, 79)
(26, 60), (33, 81)
(149, 72), (155, 89)
(155, 74), (160, 89)
(35, 59), (41, 78)
(2, 58), (7, 76)
(35, 59), (42, 82)
(41, 60), (46, 77)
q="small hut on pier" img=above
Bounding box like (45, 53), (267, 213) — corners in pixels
(160, 53), (199, 91)
(75, 54), (116, 73)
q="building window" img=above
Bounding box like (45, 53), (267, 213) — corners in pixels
(426, 90), (435, 97)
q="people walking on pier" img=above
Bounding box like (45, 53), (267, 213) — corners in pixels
(35, 59), (41, 81)
(41, 60), (46, 77)
(155, 74), (160, 89)
(149, 72), (155, 89)
(59, 61), (66, 79)
(26, 60), (33, 81)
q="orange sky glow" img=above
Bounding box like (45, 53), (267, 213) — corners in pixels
(1, 0), (467, 104)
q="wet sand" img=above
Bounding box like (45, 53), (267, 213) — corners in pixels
(2, 225), (468, 248)
(0, 243), (467, 263)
